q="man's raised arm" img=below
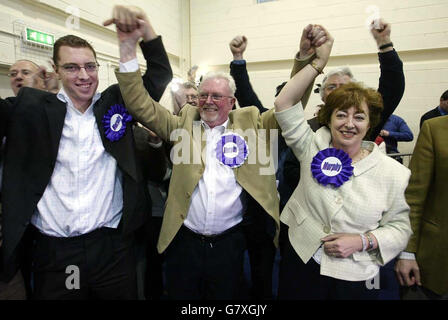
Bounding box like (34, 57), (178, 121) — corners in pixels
(368, 18), (405, 140)
(229, 35), (267, 112)
(104, 5), (173, 101)
(289, 24), (327, 108)
(104, 9), (178, 142)
(275, 26), (332, 112)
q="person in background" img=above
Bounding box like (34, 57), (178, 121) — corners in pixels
(172, 81), (199, 115)
(8, 59), (60, 97)
(379, 114), (413, 163)
(395, 115), (448, 300)
(8, 60), (45, 96)
(419, 89), (448, 128)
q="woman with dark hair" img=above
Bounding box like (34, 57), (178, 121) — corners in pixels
(274, 26), (412, 300)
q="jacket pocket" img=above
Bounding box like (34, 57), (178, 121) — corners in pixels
(286, 197), (307, 226)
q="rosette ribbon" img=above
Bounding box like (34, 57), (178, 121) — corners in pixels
(216, 133), (249, 168)
(310, 147), (353, 187)
(102, 104), (133, 142)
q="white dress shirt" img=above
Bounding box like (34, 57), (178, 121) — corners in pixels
(31, 88), (123, 237)
(183, 120), (246, 235)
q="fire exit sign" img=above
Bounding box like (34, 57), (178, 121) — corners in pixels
(24, 27), (55, 47)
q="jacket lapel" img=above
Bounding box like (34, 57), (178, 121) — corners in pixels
(353, 142), (380, 176)
(93, 96), (139, 181)
(226, 119), (240, 177)
(191, 113), (206, 166)
(44, 95), (67, 161)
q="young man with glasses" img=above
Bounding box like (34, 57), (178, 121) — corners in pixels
(0, 5), (171, 299)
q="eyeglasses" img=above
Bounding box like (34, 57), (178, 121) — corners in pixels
(7, 69), (33, 78)
(186, 94), (199, 100)
(325, 83), (343, 91)
(58, 63), (99, 74)
(198, 93), (233, 102)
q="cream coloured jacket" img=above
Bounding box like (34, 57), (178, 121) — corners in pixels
(275, 103), (412, 281)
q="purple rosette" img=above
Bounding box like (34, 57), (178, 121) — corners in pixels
(216, 133), (249, 168)
(102, 104), (133, 142)
(310, 148), (353, 188)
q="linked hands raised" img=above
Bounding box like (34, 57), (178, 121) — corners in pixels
(274, 24), (333, 111)
(104, 6), (146, 41)
(103, 5), (157, 62)
(299, 24), (328, 59)
(296, 24), (333, 72)
(312, 25), (334, 71)
(103, 5), (157, 51)
(103, 5), (143, 32)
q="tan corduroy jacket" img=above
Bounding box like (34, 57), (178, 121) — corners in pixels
(116, 70), (282, 253)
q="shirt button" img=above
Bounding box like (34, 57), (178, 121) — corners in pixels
(323, 226), (331, 234)
(335, 197), (342, 204)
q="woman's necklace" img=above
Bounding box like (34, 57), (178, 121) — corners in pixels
(352, 148), (370, 164)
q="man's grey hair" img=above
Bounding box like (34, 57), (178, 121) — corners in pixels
(199, 71), (236, 96)
(181, 81), (198, 91)
(320, 67), (355, 99)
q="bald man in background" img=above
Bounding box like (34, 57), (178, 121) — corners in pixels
(8, 59), (59, 97)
